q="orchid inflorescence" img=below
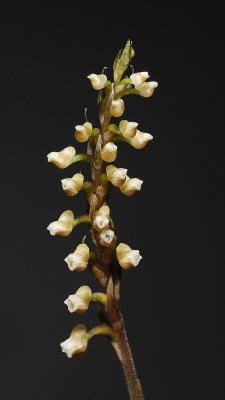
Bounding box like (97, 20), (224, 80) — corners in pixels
(47, 40), (158, 400)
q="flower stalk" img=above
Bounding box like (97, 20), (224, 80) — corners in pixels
(47, 39), (158, 400)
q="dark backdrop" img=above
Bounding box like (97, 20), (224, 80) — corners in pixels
(0, 3), (224, 400)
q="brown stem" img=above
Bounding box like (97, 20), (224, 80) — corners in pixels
(107, 276), (145, 400)
(88, 82), (146, 400)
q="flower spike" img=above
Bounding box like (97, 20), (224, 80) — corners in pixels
(47, 39), (158, 400)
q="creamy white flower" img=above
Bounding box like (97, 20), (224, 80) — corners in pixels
(136, 81), (158, 97)
(64, 243), (89, 271)
(60, 324), (87, 358)
(61, 173), (84, 196)
(75, 122), (92, 143)
(87, 74), (107, 90)
(119, 120), (138, 139)
(98, 205), (110, 218)
(130, 130), (153, 149)
(120, 177), (143, 196)
(116, 243), (142, 270)
(99, 229), (115, 247)
(47, 210), (74, 236)
(110, 99), (125, 117)
(93, 215), (109, 232)
(64, 286), (92, 313)
(64, 294), (85, 313)
(106, 165), (127, 187)
(130, 72), (149, 87)
(119, 250), (142, 269)
(101, 142), (117, 162)
(47, 146), (75, 169)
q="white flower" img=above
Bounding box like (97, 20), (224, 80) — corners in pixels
(64, 286), (92, 313)
(98, 205), (110, 218)
(130, 72), (149, 87)
(87, 74), (107, 90)
(99, 229), (115, 247)
(136, 81), (158, 98)
(119, 250), (142, 269)
(110, 99), (125, 117)
(75, 122), (92, 143)
(47, 210), (74, 236)
(116, 243), (142, 270)
(120, 177), (143, 196)
(93, 215), (109, 232)
(101, 142), (118, 162)
(119, 120), (138, 139)
(47, 146), (75, 169)
(130, 130), (153, 149)
(61, 173), (84, 196)
(60, 324), (87, 358)
(64, 243), (89, 271)
(106, 165), (127, 187)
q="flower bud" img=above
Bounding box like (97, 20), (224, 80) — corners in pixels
(106, 165), (127, 187)
(116, 243), (142, 270)
(64, 285), (92, 314)
(93, 205), (110, 232)
(130, 72), (149, 87)
(137, 81), (158, 97)
(130, 130), (153, 149)
(119, 120), (138, 139)
(131, 48), (135, 58)
(87, 73), (107, 90)
(101, 142), (117, 162)
(99, 229), (115, 247)
(120, 176), (143, 196)
(64, 243), (90, 271)
(75, 122), (92, 143)
(60, 324), (88, 358)
(47, 210), (74, 236)
(47, 146), (75, 169)
(61, 173), (84, 196)
(110, 99), (125, 117)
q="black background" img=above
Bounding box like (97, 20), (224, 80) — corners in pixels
(1, 3), (224, 400)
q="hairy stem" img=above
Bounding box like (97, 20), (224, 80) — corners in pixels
(87, 83), (146, 400)
(107, 276), (145, 400)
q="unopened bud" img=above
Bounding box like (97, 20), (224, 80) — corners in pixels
(131, 48), (135, 58)
(87, 74), (107, 90)
(130, 130), (153, 149)
(60, 324), (87, 358)
(47, 146), (75, 169)
(61, 173), (84, 196)
(99, 229), (115, 247)
(47, 210), (74, 236)
(101, 142), (117, 162)
(110, 99), (125, 117)
(119, 120), (138, 139)
(116, 243), (142, 270)
(130, 72), (149, 87)
(137, 81), (158, 97)
(75, 122), (92, 143)
(64, 285), (92, 314)
(120, 176), (143, 196)
(64, 243), (90, 271)
(106, 165), (127, 187)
